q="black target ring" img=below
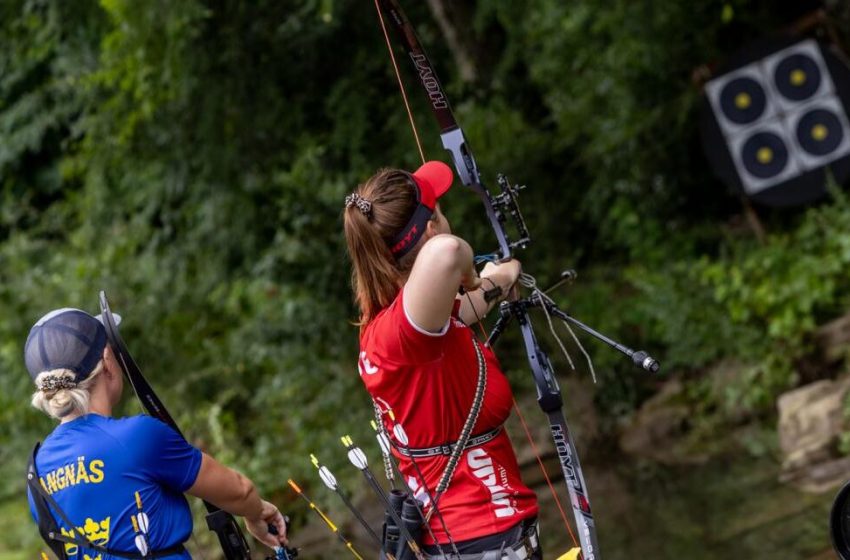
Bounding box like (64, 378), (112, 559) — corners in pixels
(741, 131), (789, 179)
(719, 76), (767, 125)
(831, 480), (850, 559)
(796, 108), (844, 156)
(775, 53), (822, 101)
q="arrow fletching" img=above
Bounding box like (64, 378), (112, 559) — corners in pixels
(376, 432), (392, 456)
(318, 465), (338, 490)
(347, 446), (368, 470)
(134, 535), (149, 556)
(341, 435), (369, 470)
(370, 420), (393, 455)
(310, 453), (339, 490)
(392, 424), (409, 446)
(137, 512), (150, 534)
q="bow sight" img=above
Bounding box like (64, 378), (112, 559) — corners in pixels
(488, 174), (530, 257)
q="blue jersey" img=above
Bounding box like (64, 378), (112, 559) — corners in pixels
(28, 414), (203, 560)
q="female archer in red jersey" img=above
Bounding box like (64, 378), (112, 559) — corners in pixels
(343, 161), (541, 559)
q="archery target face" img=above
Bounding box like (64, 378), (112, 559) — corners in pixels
(703, 39), (850, 203)
(707, 66), (777, 135)
(727, 120), (801, 193)
(764, 40), (832, 111)
(787, 96), (850, 168)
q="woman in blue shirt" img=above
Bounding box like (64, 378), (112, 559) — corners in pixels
(25, 308), (288, 559)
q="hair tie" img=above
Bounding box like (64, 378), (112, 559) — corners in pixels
(345, 193), (373, 216)
(37, 376), (78, 392)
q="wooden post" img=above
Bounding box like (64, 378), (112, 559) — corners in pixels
(741, 196), (767, 244)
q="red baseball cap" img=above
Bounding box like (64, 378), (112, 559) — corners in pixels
(388, 160), (454, 257)
(410, 160), (453, 210)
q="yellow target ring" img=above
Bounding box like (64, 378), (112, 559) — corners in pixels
(734, 92), (752, 109)
(790, 69), (807, 87)
(811, 123), (829, 141)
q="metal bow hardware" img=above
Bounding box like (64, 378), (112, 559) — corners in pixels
(373, 3), (662, 559)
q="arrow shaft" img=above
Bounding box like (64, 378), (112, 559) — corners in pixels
(383, 443), (452, 560)
(339, 490), (382, 547)
(344, 443), (425, 560)
(288, 480), (365, 560)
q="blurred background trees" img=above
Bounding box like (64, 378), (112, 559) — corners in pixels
(2, 0), (849, 558)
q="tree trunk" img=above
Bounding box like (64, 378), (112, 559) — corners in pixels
(426, 0), (477, 83)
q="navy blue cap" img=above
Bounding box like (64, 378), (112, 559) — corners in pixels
(24, 308), (121, 382)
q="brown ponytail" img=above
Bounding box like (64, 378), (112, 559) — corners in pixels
(344, 168), (425, 326)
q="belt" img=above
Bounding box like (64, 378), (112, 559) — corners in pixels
(397, 427), (502, 458)
(423, 521), (539, 560)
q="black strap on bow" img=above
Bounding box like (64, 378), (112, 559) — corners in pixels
(98, 291), (254, 560)
(99, 292), (299, 559)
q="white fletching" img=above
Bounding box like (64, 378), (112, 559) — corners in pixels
(393, 424), (409, 446)
(318, 465), (338, 490)
(347, 447), (368, 470)
(136, 512), (150, 534)
(376, 432), (391, 456)
(134, 535), (149, 556)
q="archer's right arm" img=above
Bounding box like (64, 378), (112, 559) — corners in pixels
(187, 453), (288, 548)
(403, 234), (480, 332)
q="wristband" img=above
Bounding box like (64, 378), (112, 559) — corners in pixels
(482, 278), (503, 303)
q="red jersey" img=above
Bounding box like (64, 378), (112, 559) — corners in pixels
(359, 290), (538, 544)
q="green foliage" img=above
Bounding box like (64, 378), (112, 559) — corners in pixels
(1, 0), (850, 558)
(628, 188), (850, 411)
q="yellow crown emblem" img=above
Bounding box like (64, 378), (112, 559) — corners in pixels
(81, 517), (111, 545)
(61, 516), (111, 555)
